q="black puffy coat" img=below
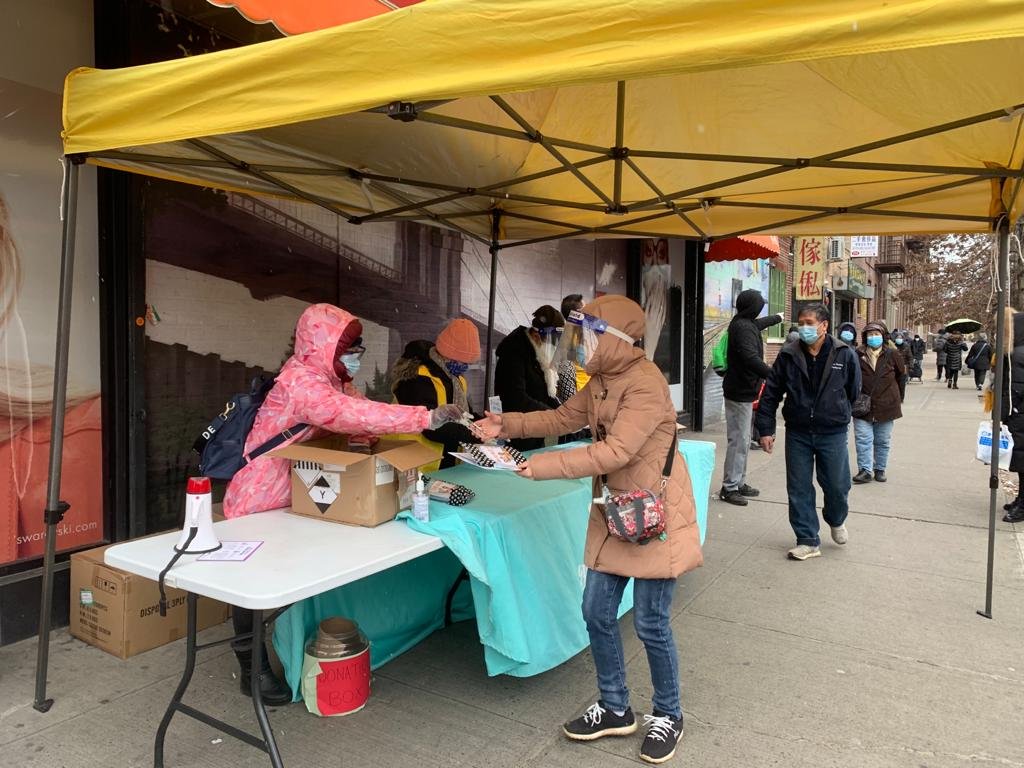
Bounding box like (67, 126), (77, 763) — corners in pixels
(944, 339), (968, 371)
(998, 313), (1024, 472)
(494, 326), (559, 450)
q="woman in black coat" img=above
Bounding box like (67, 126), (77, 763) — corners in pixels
(944, 333), (968, 389)
(965, 333), (992, 391)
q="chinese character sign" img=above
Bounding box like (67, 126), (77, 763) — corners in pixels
(850, 236), (878, 259)
(795, 236), (826, 301)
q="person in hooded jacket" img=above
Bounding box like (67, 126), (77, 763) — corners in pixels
(222, 303), (464, 705)
(944, 332), (968, 389)
(851, 321), (906, 484)
(966, 332), (992, 391)
(933, 330), (949, 380)
(390, 318), (482, 471)
(494, 305), (564, 450)
(910, 334), (927, 362)
(475, 295), (701, 765)
(989, 308), (1024, 522)
(719, 289), (784, 505)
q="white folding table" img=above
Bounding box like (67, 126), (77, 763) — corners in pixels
(105, 511), (444, 768)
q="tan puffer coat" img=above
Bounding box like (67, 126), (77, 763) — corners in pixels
(502, 295), (702, 579)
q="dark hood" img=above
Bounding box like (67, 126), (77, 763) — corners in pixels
(838, 322), (857, 337)
(735, 289), (766, 320)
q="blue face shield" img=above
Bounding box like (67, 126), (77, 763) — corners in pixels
(559, 310), (635, 368)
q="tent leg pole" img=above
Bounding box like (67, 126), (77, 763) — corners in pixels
(979, 217), (1010, 621)
(33, 157), (81, 712)
(484, 211), (500, 400)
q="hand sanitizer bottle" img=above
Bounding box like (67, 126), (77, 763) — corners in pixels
(412, 472), (430, 523)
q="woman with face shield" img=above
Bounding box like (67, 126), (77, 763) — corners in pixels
(477, 295), (701, 764)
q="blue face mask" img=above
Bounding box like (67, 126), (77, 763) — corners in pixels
(866, 335), (883, 349)
(340, 354), (362, 376)
(798, 325), (820, 345)
(445, 361), (469, 377)
(839, 330), (855, 343)
(894, 338), (904, 346)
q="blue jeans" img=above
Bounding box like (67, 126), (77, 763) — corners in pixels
(853, 418), (895, 472)
(581, 569), (680, 719)
(785, 429), (851, 547)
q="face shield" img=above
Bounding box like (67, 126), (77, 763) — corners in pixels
(558, 310), (635, 368)
(531, 325), (563, 367)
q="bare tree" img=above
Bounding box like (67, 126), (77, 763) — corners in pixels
(898, 234), (1004, 332)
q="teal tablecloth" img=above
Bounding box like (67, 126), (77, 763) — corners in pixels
(273, 439), (715, 698)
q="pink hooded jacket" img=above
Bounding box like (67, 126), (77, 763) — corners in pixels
(223, 304), (431, 518)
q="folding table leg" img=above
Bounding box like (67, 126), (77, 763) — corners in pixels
(154, 592), (198, 768)
(250, 609), (285, 768)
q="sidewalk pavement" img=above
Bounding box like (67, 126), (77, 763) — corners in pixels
(2, 376), (1023, 767)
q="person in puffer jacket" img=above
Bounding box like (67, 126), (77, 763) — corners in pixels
(222, 303), (463, 705)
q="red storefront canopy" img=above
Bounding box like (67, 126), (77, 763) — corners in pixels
(705, 235), (780, 263)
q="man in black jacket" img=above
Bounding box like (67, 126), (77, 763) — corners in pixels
(755, 303), (861, 561)
(494, 305), (564, 450)
(719, 289), (784, 505)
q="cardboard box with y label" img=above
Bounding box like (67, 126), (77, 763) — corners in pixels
(273, 437), (439, 527)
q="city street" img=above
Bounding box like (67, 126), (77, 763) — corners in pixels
(1, 375), (1022, 767)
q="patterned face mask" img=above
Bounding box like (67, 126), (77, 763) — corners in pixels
(445, 360), (469, 377)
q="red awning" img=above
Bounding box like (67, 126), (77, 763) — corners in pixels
(705, 235), (780, 262)
(207, 0), (424, 35)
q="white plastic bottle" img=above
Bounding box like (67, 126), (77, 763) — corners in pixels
(412, 473), (430, 522)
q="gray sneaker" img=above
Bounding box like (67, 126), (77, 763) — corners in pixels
(830, 525), (849, 545)
(787, 544), (822, 561)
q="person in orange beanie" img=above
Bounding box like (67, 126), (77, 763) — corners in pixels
(391, 318), (483, 469)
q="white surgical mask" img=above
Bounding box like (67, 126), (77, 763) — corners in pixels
(340, 354), (362, 375)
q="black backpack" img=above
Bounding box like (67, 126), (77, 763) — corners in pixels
(192, 376), (307, 480)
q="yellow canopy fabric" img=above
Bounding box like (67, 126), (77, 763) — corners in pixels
(63, 0), (1024, 242)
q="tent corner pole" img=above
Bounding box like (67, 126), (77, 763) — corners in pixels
(33, 156), (82, 712)
(979, 216), (1011, 621)
(484, 211), (501, 400)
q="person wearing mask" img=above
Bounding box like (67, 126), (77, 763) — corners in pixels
(892, 331), (913, 399)
(755, 303), (861, 561)
(222, 303), (465, 705)
(494, 305), (564, 450)
(944, 332), (968, 389)
(391, 318), (482, 471)
(933, 330), (949, 381)
(475, 295), (701, 764)
(719, 290), (784, 505)
(965, 333), (992, 391)
(852, 321), (906, 484)
(837, 321), (857, 346)
(911, 334), (927, 362)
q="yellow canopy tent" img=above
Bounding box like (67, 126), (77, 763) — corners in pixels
(36, 0), (1024, 713)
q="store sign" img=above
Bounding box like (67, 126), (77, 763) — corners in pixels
(850, 236), (878, 259)
(794, 236), (826, 300)
(857, 298), (868, 316)
(848, 260), (868, 296)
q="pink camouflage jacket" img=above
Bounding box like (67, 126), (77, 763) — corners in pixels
(222, 303), (431, 518)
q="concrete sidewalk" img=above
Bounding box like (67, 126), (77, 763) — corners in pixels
(2, 376), (1023, 767)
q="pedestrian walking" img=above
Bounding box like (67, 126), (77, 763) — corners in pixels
(476, 295), (701, 764)
(851, 321), (906, 484)
(719, 289), (784, 505)
(837, 321), (857, 346)
(910, 333), (927, 361)
(755, 303), (861, 561)
(965, 333), (992, 391)
(933, 330), (949, 380)
(944, 332), (968, 389)
(892, 331), (913, 399)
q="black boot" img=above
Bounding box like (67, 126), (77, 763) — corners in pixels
(236, 653), (293, 707)
(1004, 504), (1024, 524)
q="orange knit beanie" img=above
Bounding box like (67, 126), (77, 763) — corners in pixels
(436, 318), (481, 364)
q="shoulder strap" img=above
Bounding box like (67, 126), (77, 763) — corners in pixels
(246, 423), (309, 462)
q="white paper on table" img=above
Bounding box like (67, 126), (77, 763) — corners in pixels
(197, 540), (264, 562)
(449, 445), (524, 471)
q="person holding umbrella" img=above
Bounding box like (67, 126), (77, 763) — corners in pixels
(941, 319), (980, 389)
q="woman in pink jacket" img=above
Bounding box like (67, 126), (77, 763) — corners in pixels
(224, 302), (462, 704)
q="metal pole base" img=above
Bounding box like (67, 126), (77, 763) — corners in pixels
(976, 610), (993, 620)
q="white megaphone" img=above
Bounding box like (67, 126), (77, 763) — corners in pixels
(175, 477), (222, 554)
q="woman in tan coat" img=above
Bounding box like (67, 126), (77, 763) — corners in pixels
(476, 295), (701, 764)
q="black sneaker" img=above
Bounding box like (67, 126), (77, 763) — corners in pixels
(640, 712), (683, 764)
(1004, 506), (1024, 524)
(852, 470), (873, 484)
(738, 484), (760, 497)
(563, 702), (637, 741)
(874, 470), (887, 483)
(718, 487), (748, 506)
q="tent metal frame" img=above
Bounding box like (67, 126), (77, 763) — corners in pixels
(34, 86), (1024, 712)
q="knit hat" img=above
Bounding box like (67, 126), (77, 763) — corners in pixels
(436, 318), (481, 364)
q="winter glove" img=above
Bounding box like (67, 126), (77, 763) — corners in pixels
(429, 404), (464, 430)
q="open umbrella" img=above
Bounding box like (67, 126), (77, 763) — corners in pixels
(945, 318), (982, 334)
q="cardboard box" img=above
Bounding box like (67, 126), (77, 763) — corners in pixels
(273, 436), (438, 527)
(69, 543), (231, 659)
